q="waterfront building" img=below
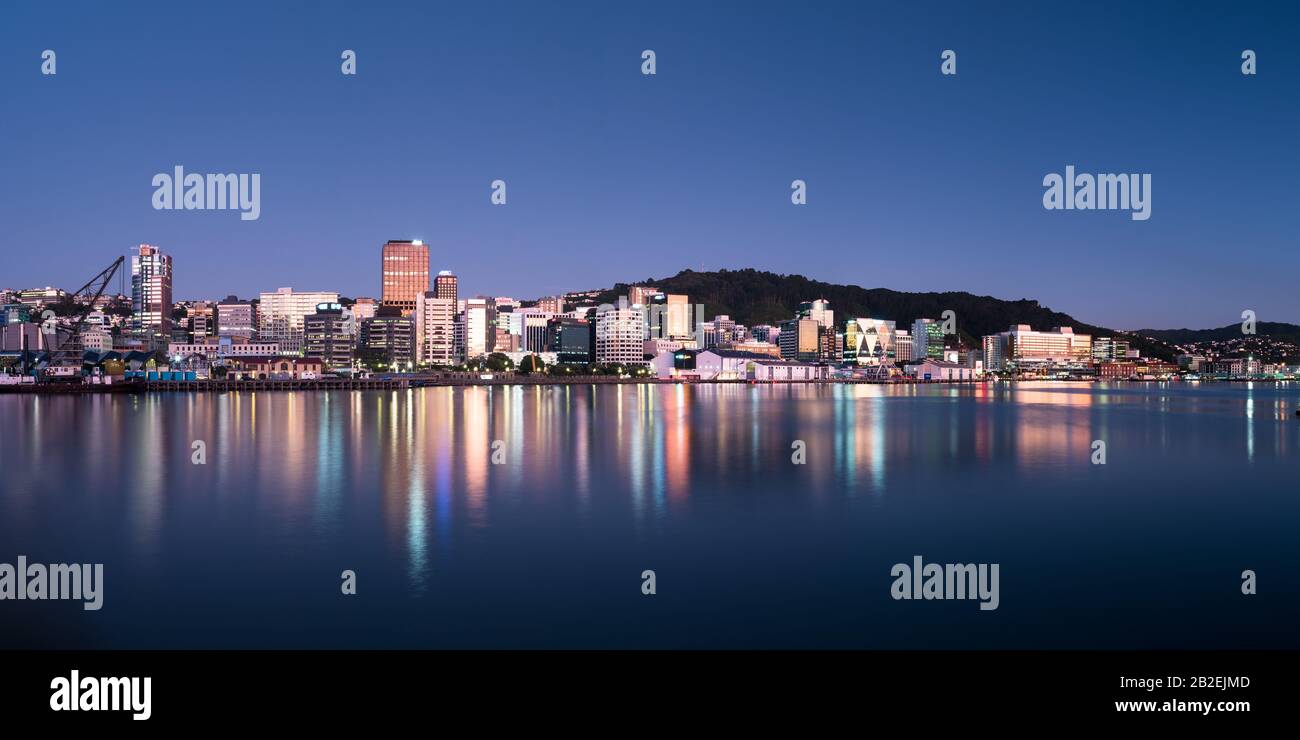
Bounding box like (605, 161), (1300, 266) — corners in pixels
(548, 317), (594, 365)
(258, 288), (340, 356)
(911, 318), (945, 360)
(359, 310), (415, 370)
(778, 318), (820, 362)
(380, 240), (430, 316)
(227, 356), (323, 380)
(131, 244), (173, 348)
(842, 318), (897, 365)
(463, 298), (493, 360)
(304, 303), (353, 370)
(595, 300), (647, 366)
(415, 292), (457, 366)
(894, 329), (913, 362)
(982, 325), (1093, 372)
(907, 359), (975, 381)
(1092, 336), (1132, 362)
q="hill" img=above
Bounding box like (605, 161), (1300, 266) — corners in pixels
(595, 268), (1176, 360)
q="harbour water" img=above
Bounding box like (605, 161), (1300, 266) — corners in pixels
(1, 382), (1297, 649)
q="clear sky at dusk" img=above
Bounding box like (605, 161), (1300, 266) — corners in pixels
(1, 1), (1296, 329)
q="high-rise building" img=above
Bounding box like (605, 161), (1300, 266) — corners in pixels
(304, 303), (353, 370)
(216, 296), (257, 340)
(595, 300), (648, 366)
(911, 318), (946, 360)
(434, 271), (458, 302)
(259, 287), (340, 355)
(842, 318), (897, 365)
(131, 244), (173, 347)
(415, 291), (457, 366)
(648, 293), (694, 340)
(548, 317), (593, 365)
(778, 318), (820, 362)
(520, 311), (553, 353)
(380, 240), (430, 316)
(894, 329), (913, 362)
(463, 298), (493, 360)
(797, 299), (834, 328)
(359, 310), (415, 369)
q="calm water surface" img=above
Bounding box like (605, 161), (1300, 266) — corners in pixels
(1, 382), (1298, 648)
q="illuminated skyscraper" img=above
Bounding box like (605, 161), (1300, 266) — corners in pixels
(380, 240), (430, 315)
(131, 244), (173, 347)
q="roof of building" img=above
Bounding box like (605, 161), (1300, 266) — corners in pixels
(701, 349), (781, 359)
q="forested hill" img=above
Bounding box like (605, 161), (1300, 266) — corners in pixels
(595, 268), (1175, 360)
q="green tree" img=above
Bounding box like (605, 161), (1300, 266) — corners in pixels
(485, 352), (514, 372)
(518, 354), (546, 375)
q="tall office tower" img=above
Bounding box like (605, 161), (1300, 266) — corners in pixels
(628, 285), (660, 306)
(434, 271), (458, 302)
(380, 240), (430, 316)
(259, 287), (340, 355)
(894, 329), (913, 362)
(463, 298), (493, 360)
(797, 298), (834, 328)
(303, 303), (354, 370)
(536, 295), (564, 314)
(647, 293), (694, 340)
(131, 244), (173, 347)
(595, 300), (648, 366)
(778, 318), (820, 362)
(216, 295), (258, 340)
(912, 318), (946, 360)
(415, 291), (457, 366)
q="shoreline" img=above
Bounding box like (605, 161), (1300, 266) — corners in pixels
(1, 376), (1295, 395)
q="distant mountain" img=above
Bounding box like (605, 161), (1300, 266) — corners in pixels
(1134, 322), (1300, 345)
(595, 268), (1176, 360)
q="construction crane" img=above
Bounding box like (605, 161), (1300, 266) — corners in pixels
(42, 256), (125, 367)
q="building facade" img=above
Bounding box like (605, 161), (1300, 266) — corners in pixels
(131, 244), (173, 347)
(380, 240), (430, 316)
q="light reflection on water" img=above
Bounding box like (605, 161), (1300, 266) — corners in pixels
(1, 381), (1297, 649)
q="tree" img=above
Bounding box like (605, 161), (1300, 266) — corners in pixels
(485, 352), (514, 372)
(518, 354), (546, 375)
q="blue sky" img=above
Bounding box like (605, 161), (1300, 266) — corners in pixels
(1, 1), (1296, 329)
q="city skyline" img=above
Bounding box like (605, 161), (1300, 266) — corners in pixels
(3, 2), (1298, 330)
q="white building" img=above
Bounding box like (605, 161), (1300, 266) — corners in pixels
(907, 359), (976, 381)
(463, 298), (492, 360)
(415, 292), (457, 366)
(596, 301), (647, 366)
(258, 287), (339, 355)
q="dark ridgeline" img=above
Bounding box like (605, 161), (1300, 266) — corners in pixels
(598, 268), (1177, 360)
